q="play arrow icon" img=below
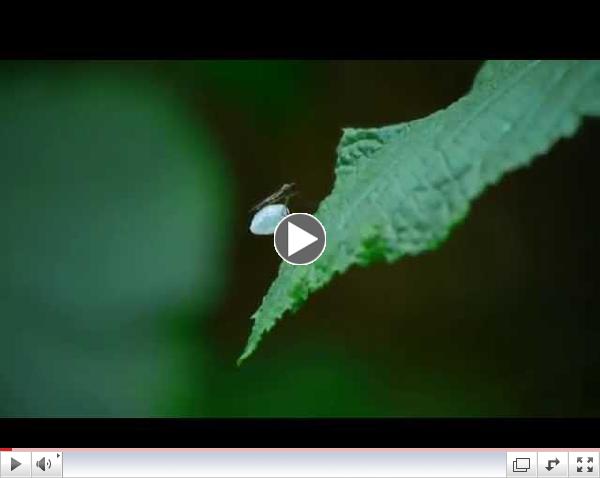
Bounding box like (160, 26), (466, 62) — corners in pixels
(273, 213), (327, 265)
(11, 458), (21, 471)
(287, 221), (318, 257)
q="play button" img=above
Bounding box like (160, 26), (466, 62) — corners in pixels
(1, 453), (31, 476)
(274, 213), (326, 265)
(287, 221), (318, 256)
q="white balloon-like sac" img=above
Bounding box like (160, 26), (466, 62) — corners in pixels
(250, 204), (290, 235)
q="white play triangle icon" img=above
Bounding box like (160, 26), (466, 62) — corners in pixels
(287, 221), (318, 257)
(273, 213), (326, 265)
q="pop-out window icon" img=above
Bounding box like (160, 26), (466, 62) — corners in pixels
(514, 458), (532, 472)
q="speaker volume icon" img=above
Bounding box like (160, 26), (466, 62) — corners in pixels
(36, 457), (52, 471)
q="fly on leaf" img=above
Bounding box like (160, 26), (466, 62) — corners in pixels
(249, 183), (297, 235)
(249, 183), (297, 213)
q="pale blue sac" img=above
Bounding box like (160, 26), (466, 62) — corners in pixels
(250, 204), (289, 235)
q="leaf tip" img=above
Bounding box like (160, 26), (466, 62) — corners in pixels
(237, 338), (256, 366)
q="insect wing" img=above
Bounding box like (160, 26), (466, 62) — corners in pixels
(250, 204), (290, 235)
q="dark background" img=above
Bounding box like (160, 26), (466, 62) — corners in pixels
(0, 60), (598, 416)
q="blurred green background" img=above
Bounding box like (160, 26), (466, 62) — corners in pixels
(0, 60), (598, 416)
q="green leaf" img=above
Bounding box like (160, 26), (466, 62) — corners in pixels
(239, 60), (600, 364)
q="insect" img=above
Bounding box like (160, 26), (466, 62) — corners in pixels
(249, 183), (297, 235)
(249, 183), (296, 214)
